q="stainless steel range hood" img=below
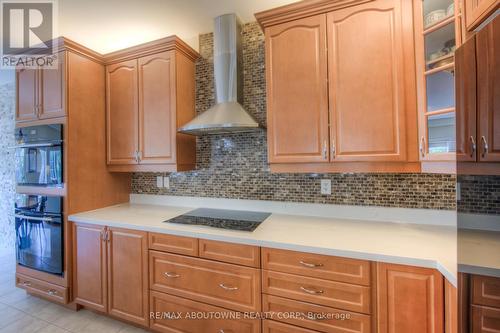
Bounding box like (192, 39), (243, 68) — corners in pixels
(178, 14), (261, 135)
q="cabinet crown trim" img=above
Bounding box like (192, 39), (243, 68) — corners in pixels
(255, 0), (374, 28)
(103, 35), (200, 64)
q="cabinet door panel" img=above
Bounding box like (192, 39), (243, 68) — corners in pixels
(328, 0), (408, 161)
(39, 51), (66, 119)
(73, 223), (107, 312)
(471, 305), (500, 332)
(16, 68), (38, 122)
(138, 51), (176, 164)
(106, 59), (139, 165)
(108, 227), (149, 327)
(477, 15), (500, 162)
(266, 14), (329, 163)
(465, 0), (499, 31)
(377, 263), (444, 333)
(455, 36), (477, 162)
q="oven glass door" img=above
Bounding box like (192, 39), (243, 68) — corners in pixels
(15, 195), (63, 275)
(15, 143), (63, 186)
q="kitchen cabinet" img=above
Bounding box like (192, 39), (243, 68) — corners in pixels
(265, 14), (329, 164)
(105, 37), (199, 172)
(73, 223), (149, 327)
(376, 263), (444, 333)
(16, 51), (66, 122)
(257, 0), (419, 172)
(464, 0), (499, 31)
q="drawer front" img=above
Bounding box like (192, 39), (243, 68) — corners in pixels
(263, 320), (320, 333)
(149, 251), (261, 312)
(149, 233), (198, 256)
(16, 273), (68, 304)
(150, 291), (261, 333)
(262, 248), (371, 286)
(262, 270), (371, 314)
(263, 294), (371, 333)
(471, 305), (500, 332)
(473, 275), (500, 308)
(199, 239), (260, 268)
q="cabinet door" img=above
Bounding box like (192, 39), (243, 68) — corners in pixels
(477, 15), (500, 162)
(266, 14), (329, 163)
(327, 0), (409, 162)
(16, 68), (38, 122)
(455, 35), (477, 162)
(465, 0), (499, 31)
(106, 59), (139, 165)
(107, 227), (149, 327)
(138, 51), (176, 164)
(39, 51), (66, 119)
(73, 223), (107, 312)
(377, 263), (444, 333)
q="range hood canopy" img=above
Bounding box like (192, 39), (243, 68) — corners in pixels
(178, 13), (261, 136)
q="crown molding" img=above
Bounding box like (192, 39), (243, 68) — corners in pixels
(255, 0), (373, 29)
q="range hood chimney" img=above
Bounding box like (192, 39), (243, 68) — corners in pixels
(178, 13), (261, 136)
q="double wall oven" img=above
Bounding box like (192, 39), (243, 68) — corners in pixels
(14, 124), (64, 275)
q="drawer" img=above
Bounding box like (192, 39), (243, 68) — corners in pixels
(263, 294), (371, 333)
(472, 275), (500, 308)
(262, 270), (371, 314)
(262, 248), (371, 286)
(149, 250), (261, 312)
(16, 273), (68, 304)
(471, 305), (500, 332)
(199, 239), (260, 268)
(150, 291), (261, 333)
(149, 233), (198, 256)
(263, 320), (320, 333)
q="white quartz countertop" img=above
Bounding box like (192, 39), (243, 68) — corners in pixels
(459, 229), (500, 278)
(69, 202), (457, 285)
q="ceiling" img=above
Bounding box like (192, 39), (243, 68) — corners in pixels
(58, 0), (300, 54)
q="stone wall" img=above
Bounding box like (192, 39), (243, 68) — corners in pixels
(131, 22), (457, 210)
(0, 82), (15, 250)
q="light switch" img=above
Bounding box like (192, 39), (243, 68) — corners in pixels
(163, 176), (170, 189)
(156, 176), (163, 188)
(320, 179), (331, 195)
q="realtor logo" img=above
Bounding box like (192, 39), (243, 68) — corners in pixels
(1, 0), (57, 68)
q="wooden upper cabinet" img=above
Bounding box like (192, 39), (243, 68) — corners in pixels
(106, 59), (139, 165)
(107, 227), (149, 326)
(455, 35), (477, 162)
(138, 51), (176, 164)
(265, 14), (329, 163)
(377, 263), (444, 333)
(73, 223), (107, 313)
(327, 0), (409, 162)
(39, 51), (66, 119)
(465, 0), (499, 31)
(477, 15), (500, 162)
(104, 37), (198, 172)
(16, 68), (38, 122)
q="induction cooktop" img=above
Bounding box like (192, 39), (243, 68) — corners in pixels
(164, 208), (271, 232)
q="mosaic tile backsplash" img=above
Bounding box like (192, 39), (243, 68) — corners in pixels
(131, 22), (457, 210)
(458, 175), (500, 215)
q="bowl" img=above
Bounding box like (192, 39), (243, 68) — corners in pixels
(425, 9), (446, 28)
(446, 3), (455, 17)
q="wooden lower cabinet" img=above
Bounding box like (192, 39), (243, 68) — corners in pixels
(462, 273), (500, 332)
(263, 320), (320, 333)
(376, 263), (444, 333)
(16, 273), (68, 304)
(471, 305), (500, 332)
(150, 291), (261, 333)
(73, 223), (149, 327)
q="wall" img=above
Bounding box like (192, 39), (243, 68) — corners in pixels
(0, 81), (15, 249)
(131, 22), (457, 210)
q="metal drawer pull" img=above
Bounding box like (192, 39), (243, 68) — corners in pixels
(299, 260), (323, 268)
(481, 136), (489, 158)
(300, 286), (324, 295)
(470, 136), (477, 157)
(47, 289), (57, 296)
(22, 281), (31, 287)
(164, 272), (180, 278)
(219, 283), (239, 291)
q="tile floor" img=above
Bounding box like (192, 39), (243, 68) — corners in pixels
(0, 248), (147, 333)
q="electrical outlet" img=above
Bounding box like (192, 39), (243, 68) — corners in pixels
(163, 176), (170, 189)
(320, 179), (331, 195)
(156, 176), (163, 188)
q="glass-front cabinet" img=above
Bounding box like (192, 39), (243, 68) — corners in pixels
(414, 0), (463, 163)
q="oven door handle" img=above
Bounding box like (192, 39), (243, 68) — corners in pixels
(9, 142), (62, 149)
(15, 214), (54, 222)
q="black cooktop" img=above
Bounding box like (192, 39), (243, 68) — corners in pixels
(165, 208), (271, 232)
